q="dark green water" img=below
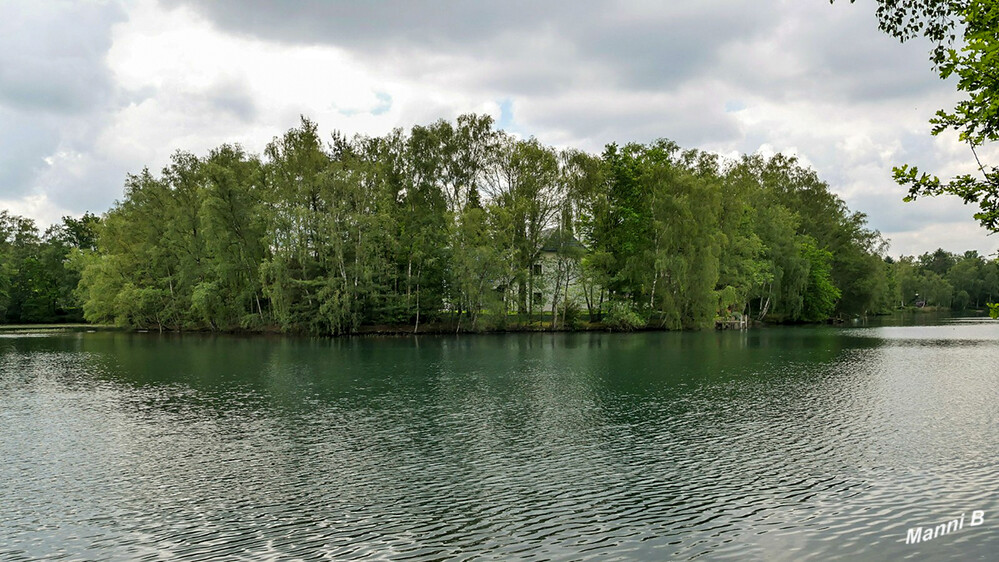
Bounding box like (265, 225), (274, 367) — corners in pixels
(1, 317), (997, 560)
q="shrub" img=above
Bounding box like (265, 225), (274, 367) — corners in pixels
(604, 301), (646, 331)
(561, 300), (582, 330)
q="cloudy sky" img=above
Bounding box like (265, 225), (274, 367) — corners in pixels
(1, 0), (996, 257)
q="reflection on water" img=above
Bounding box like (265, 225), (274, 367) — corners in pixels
(1, 321), (997, 560)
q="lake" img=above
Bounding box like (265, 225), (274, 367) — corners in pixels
(1, 316), (996, 560)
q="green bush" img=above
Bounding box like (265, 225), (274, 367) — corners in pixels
(561, 300), (582, 330)
(604, 301), (646, 331)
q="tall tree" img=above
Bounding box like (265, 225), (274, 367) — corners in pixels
(484, 137), (561, 320)
(198, 144), (268, 329)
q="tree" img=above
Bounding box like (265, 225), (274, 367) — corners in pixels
(717, 159), (767, 320)
(642, 144), (725, 329)
(394, 122), (451, 329)
(843, 0), (999, 231)
(484, 136), (561, 320)
(67, 113), (898, 333)
(260, 117), (334, 331)
(58, 212), (101, 251)
(199, 144), (268, 328)
(801, 240), (841, 321)
(593, 143), (651, 301)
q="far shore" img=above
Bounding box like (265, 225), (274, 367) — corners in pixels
(0, 308), (986, 338)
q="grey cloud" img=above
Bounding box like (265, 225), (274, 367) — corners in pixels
(894, 130), (966, 172)
(164, 0), (572, 50)
(0, 108), (59, 198)
(141, 1), (966, 172)
(2, 0), (981, 255)
(167, 1), (784, 95)
(405, 49), (583, 98)
(206, 81), (258, 123)
(709, 3), (945, 108)
(522, 90), (743, 152)
(43, 156), (126, 214)
(849, 187), (985, 234)
(794, 18), (941, 103)
(0, 1), (131, 219)
(572, 4), (783, 90)
(166, 0), (949, 135)
(0, 1), (125, 210)
(0, 2), (127, 115)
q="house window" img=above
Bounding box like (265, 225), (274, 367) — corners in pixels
(532, 263), (542, 276)
(533, 292), (543, 306)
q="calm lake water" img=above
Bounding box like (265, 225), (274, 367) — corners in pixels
(1, 316), (997, 561)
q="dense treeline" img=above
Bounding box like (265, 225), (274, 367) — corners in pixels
(886, 249), (999, 310)
(6, 115), (996, 332)
(0, 211), (99, 323)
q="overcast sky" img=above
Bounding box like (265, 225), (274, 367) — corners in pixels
(1, 0), (996, 257)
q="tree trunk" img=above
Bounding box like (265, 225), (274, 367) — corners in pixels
(518, 277), (527, 317)
(414, 279), (421, 334)
(563, 264), (571, 328)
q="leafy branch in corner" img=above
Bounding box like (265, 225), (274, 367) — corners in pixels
(839, 0), (999, 233)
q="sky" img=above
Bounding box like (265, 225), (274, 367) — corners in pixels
(1, 0), (996, 257)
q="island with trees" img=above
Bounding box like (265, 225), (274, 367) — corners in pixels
(1, 115), (996, 334)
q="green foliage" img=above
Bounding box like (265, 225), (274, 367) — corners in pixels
(716, 285), (741, 314)
(48, 114), (903, 333)
(844, 0), (999, 232)
(801, 240), (841, 322)
(190, 281), (224, 330)
(604, 301), (646, 331)
(886, 248), (999, 311)
(6, 111), (991, 331)
(561, 299), (583, 330)
(0, 211), (100, 324)
(722, 154), (891, 321)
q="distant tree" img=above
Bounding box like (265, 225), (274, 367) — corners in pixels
(58, 212), (101, 251)
(0, 211), (99, 324)
(919, 248), (957, 277)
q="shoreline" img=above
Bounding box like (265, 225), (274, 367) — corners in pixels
(0, 308), (985, 338)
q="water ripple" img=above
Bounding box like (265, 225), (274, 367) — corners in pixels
(1, 329), (997, 560)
